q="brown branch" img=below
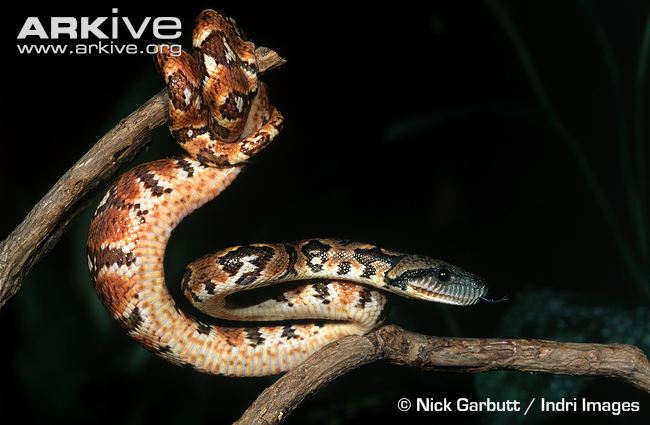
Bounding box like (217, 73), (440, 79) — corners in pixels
(236, 324), (650, 424)
(0, 47), (286, 310)
(3, 37), (648, 425)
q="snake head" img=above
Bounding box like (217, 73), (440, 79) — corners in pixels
(384, 256), (487, 305)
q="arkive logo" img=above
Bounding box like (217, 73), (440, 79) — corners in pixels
(16, 8), (183, 56)
(17, 8), (181, 40)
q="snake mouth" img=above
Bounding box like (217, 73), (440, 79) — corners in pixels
(413, 285), (486, 306)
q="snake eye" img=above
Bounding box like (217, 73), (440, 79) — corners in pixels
(436, 267), (452, 283)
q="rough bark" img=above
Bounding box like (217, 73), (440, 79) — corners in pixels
(0, 47), (285, 309)
(1, 41), (647, 425)
(236, 325), (650, 424)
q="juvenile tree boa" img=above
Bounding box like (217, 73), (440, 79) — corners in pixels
(87, 9), (487, 376)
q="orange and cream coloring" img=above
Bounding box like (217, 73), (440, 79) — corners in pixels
(87, 9), (487, 377)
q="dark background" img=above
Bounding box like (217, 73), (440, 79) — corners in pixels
(1, 1), (649, 424)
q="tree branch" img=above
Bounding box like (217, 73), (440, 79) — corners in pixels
(3, 39), (648, 425)
(236, 324), (650, 424)
(0, 47), (286, 310)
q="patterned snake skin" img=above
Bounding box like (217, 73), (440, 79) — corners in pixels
(86, 9), (487, 376)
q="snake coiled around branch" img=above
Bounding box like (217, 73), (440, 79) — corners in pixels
(86, 9), (487, 377)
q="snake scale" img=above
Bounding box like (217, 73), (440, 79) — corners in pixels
(87, 9), (487, 376)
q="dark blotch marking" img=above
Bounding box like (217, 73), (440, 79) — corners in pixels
(172, 126), (209, 145)
(166, 71), (198, 110)
(386, 267), (437, 291)
(280, 325), (298, 340)
(337, 261), (351, 276)
(90, 246), (135, 277)
(301, 240), (332, 273)
(156, 345), (172, 354)
(240, 132), (271, 156)
(219, 91), (249, 121)
(94, 186), (132, 217)
(356, 288), (373, 309)
(123, 306), (143, 332)
(196, 147), (228, 166)
(196, 322), (212, 335)
(200, 31), (230, 66)
(134, 169), (169, 197)
(176, 157), (196, 177)
(278, 244), (298, 279)
(239, 60), (257, 75)
(181, 269), (193, 294)
(313, 282), (330, 304)
(245, 327), (265, 347)
(182, 268), (204, 303)
(218, 245), (276, 285)
(274, 293), (289, 303)
(219, 328), (246, 347)
(209, 122), (232, 141)
(204, 280), (216, 295)
(135, 207), (148, 224)
(353, 247), (403, 279)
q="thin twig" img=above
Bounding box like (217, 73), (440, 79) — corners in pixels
(3, 33), (649, 425)
(0, 47), (286, 310)
(236, 325), (650, 424)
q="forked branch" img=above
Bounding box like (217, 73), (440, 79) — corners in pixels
(0, 47), (285, 309)
(0, 43), (647, 425)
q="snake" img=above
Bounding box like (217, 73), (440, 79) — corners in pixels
(86, 9), (488, 377)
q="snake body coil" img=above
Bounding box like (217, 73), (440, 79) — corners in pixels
(87, 10), (487, 377)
